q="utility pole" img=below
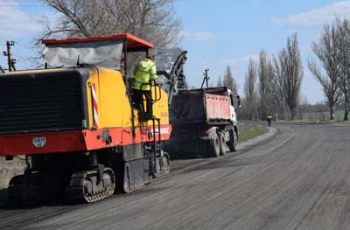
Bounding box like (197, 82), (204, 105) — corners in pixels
(0, 65), (5, 73)
(3, 41), (16, 72)
(201, 68), (210, 88)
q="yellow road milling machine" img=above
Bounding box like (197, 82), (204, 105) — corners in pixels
(0, 34), (171, 205)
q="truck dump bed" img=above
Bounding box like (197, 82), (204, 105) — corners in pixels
(170, 87), (232, 125)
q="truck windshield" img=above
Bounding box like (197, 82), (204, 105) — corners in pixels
(43, 40), (123, 69)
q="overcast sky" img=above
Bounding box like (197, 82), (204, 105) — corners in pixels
(1, 0), (350, 103)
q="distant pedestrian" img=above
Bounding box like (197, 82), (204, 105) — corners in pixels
(266, 115), (272, 127)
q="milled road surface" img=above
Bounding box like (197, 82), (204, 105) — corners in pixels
(1, 124), (350, 230)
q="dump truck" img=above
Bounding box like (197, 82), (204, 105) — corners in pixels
(166, 87), (239, 158)
(0, 33), (171, 205)
(155, 49), (240, 158)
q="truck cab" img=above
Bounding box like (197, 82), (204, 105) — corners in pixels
(228, 89), (241, 138)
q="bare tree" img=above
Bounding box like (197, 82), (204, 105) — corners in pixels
(244, 58), (258, 120)
(258, 50), (281, 119)
(256, 50), (287, 120)
(335, 18), (350, 121)
(258, 50), (268, 119)
(36, 0), (181, 70)
(223, 65), (237, 94)
(42, 0), (181, 48)
(266, 60), (283, 118)
(275, 33), (303, 120)
(308, 24), (341, 120)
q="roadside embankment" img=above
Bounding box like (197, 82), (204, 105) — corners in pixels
(238, 125), (269, 143)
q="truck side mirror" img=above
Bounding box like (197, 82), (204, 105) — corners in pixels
(237, 95), (241, 108)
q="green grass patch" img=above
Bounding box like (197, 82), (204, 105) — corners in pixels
(238, 125), (269, 143)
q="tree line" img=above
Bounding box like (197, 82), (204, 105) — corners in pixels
(37, 0), (180, 70)
(309, 18), (350, 121)
(236, 17), (350, 121)
(218, 34), (303, 121)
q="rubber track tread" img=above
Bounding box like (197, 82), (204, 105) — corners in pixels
(67, 169), (115, 203)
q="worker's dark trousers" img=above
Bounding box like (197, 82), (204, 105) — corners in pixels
(132, 89), (153, 119)
(267, 119), (272, 127)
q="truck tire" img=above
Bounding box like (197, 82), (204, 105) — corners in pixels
(228, 141), (237, 152)
(209, 133), (220, 157)
(228, 129), (237, 152)
(219, 132), (227, 155)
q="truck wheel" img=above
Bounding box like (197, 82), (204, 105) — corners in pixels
(219, 132), (227, 156)
(209, 133), (220, 157)
(228, 129), (237, 152)
(228, 141), (237, 152)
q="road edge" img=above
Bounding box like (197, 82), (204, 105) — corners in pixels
(237, 126), (277, 151)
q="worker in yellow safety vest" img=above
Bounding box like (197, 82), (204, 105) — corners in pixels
(132, 55), (158, 120)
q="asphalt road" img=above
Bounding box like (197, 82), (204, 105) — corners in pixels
(1, 123), (350, 230)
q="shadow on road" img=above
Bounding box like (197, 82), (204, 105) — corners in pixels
(0, 183), (172, 211)
(0, 188), (34, 210)
(0, 190), (86, 210)
(169, 152), (208, 161)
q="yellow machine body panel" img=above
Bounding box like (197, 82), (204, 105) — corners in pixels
(86, 67), (169, 129)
